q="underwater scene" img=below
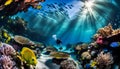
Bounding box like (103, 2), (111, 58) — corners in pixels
(0, 0), (120, 69)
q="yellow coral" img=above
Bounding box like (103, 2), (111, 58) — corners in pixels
(2, 30), (11, 43)
(4, 0), (13, 6)
(21, 47), (37, 65)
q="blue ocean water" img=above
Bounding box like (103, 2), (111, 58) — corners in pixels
(10, 0), (119, 45)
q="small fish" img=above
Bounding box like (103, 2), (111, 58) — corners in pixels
(90, 61), (97, 67)
(4, 0), (13, 6)
(36, 5), (42, 10)
(110, 42), (120, 47)
(86, 64), (91, 69)
(20, 47), (37, 65)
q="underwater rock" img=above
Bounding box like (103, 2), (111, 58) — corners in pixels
(0, 43), (16, 56)
(94, 51), (113, 69)
(60, 60), (77, 69)
(0, 55), (15, 69)
(103, 33), (120, 44)
(0, 0), (45, 16)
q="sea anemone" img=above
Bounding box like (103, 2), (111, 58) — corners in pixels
(0, 43), (16, 56)
(60, 60), (77, 69)
(0, 55), (15, 69)
(94, 51), (113, 69)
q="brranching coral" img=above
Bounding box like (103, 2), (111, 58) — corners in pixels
(94, 51), (113, 69)
(0, 43), (16, 56)
(0, 55), (15, 69)
(60, 60), (77, 69)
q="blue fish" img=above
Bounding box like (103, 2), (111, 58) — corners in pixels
(86, 64), (90, 69)
(110, 42), (120, 47)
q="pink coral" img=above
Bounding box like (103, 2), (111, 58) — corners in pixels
(96, 36), (103, 44)
(0, 43), (16, 56)
(0, 55), (15, 69)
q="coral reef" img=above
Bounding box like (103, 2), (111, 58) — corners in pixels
(94, 51), (113, 69)
(81, 51), (91, 60)
(97, 23), (113, 37)
(0, 23), (120, 69)
(0, 43), (16, 56)
(0, 0), (45, 16)
(60, 60), (77, 69)
(0, 55), (15, 69)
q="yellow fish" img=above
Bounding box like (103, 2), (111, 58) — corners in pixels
(4, 0), (13, 6)
(21, 47), (37, 65)
(90, 61), (97, 67)
(36, 5), (42, 10)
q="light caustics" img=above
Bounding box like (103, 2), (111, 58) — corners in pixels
(12, 0), (117, 44)
(81, 0), (96, 19)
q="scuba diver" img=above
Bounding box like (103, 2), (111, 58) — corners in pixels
(52, 34), (63, 50)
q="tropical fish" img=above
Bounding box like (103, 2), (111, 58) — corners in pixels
(110, 42), (120, 48)
(36, 5), (42, 10)
(86, 64), (90, 69)
(90, 61), (97, 67)
(20, 47), (37, 65)
(4, 0), (13, 6)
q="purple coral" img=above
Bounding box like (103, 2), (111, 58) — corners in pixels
(0, 43), (16, 56)
(0, 55), (15, 69)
